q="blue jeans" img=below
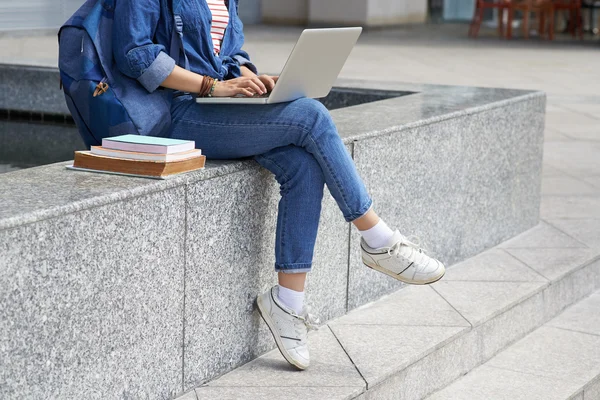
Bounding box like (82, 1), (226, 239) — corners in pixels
(169, 96), (373, 273)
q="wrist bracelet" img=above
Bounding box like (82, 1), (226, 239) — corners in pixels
(199, 76), (214, 97)
(207, 78), (217, 97)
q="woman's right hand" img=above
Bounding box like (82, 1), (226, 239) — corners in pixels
(213, 76), (268, 97)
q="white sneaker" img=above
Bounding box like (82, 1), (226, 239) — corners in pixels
(361, 230), (445, 285)
(256, 285), (318, 370)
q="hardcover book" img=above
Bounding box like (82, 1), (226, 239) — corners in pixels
(72, 151), (206, 178)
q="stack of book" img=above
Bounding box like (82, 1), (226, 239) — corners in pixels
(71, 135), (205, 179)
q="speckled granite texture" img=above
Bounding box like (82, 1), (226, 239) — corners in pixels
(0, 77), (545, 397)
(0, 187), (186, 400)
(0, 65), (69, 114)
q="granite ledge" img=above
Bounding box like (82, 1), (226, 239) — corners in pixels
(0, 78), (545, 231)
(0, 159), (257, 230)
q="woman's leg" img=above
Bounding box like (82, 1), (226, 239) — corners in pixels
(170, 96), (373, 223)
(171, 96), (443, 286)
(253, 145), (326, 294)
(253, 144), (327, 370)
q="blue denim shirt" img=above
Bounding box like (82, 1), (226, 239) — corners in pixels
(113, 0), (257, 93)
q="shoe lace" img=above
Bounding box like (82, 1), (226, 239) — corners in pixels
(387, 235), (432, 270)
(291, 307), (320, 334)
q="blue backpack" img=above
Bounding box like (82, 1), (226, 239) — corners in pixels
(58, 0), (189, 148)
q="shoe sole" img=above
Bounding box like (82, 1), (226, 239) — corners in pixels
(255, 295), (308, 371)
(362, 258), (445, 285)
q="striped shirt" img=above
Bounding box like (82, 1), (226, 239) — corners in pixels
(207, 0), (230, 55)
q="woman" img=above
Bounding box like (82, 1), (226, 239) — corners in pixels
(113, 0), (445, 370)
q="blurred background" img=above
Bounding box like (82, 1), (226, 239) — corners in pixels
(0, 0), (599, 35)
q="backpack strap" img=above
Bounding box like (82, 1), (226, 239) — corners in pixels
(170, 0), (190, 70)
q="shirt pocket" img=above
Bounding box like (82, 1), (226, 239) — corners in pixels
(180, 0), (205, 33)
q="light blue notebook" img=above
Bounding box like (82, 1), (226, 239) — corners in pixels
(101, 135), (196, 154)
(102, 135), (191, 146)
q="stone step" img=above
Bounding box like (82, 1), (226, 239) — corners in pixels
(176, 222), (600, 400)
(428, 290), (600, 400)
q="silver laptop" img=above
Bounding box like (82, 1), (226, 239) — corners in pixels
(196, 27), (362, 105)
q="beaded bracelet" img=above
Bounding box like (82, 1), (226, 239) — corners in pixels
(207, 78), (217, 97)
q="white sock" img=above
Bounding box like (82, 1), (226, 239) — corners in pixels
(278, 285), (305, 314)
(360, 219), (395, 249)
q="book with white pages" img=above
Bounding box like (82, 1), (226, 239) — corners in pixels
(91, 146), (202, 162)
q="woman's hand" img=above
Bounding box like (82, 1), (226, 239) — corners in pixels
(228, 65), (279, 96)
(213, 76), (268, 97)
(160, 66), (278, 98)
(257, 75), (279, 93)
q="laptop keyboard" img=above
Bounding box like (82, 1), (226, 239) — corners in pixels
(233, 93), (271, 98)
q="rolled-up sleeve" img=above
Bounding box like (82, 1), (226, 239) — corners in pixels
(233, 50), (257, 75)
(113, 0), (175, 92)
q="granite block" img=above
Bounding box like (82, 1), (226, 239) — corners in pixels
(542, 176), (600, 196)
(0, 187), (186, 400)
(183, 166), (350, 389)
(505, 248), (600, 281)
(195, 387), (364, 400)
(541, 196), (600, 219)
(432, 280), (547, 326)
(548, 291), (600, 336)
(363, 279), (594, 400)
(585, 378), (600, 400)
(329, 323), (468, 388)
(473, 287), (547, 361)
(330, 285), (470, 327)
(488, 326), (600, 387)
(206, 327), (365, 388)
(348, 97), (545, 309)
(498, 221), (587, 249)
(442, 248), (547, 282)
(0, 65), (69, 114)
(361, 276), (569, 400)
(428, 365), (579, 400)
(0, 159), (251, 230)
(541, 260), (600, 321)
(547, 219), (600, 250)
(366, 327), (485, 400)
